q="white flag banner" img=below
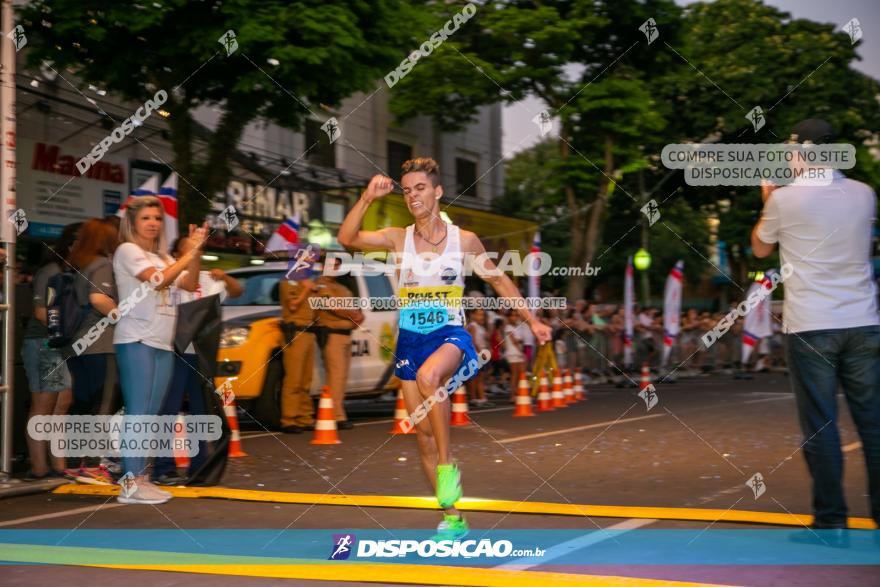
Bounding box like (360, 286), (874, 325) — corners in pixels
(624, 256), (635, 367)
(741, 271), (774, 365)
(528, 231), (541, 313)
(661, 260), (684, 366)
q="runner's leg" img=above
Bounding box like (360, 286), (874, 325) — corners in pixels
(415, 342), (463, 465)
(401, 378), (460, 517)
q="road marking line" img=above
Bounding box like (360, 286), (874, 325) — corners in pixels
(738, 396), (794, 405)
(52, 485), (878, 529)
(498, 413), (666, 444)
(0, 503), (127, 528)
(240, 431), (280, 439)
(240, 406), (517, 438)
(496, 517), (657, 571)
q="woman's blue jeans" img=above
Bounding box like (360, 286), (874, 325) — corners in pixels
(115, 342), (174, 477)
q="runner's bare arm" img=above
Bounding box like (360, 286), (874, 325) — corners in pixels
(462, 230), (552, 346)
(338, 175), (404, 252)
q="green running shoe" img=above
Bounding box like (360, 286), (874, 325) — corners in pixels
(431, 514), (469, 542)
(436, 462), (462, 508)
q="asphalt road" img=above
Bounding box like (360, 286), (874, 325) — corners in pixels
(1, 372), (878, 586)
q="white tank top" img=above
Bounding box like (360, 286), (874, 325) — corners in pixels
(397, 223), (466, 327)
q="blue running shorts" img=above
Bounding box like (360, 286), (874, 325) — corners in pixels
(394, 324), (482, 384)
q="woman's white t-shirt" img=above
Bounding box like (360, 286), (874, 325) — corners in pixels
(469, 322), (488, 352)
(112, 242), (181, 351)
(503, 323), (525, 363)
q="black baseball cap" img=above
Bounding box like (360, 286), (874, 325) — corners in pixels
(790, 118), (834, 144)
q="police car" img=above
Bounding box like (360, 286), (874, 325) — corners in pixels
(214, 260), (399, 428)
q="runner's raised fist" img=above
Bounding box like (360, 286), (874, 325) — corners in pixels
(362, 175), (394, 203)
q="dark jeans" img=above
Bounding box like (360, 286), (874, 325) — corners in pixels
(67, 353), (116, 468)
(154, 353), (208, 478)
(785, 325), (880, 527)
(67, 353), (108, 417)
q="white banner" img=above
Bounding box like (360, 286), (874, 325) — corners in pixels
(624, 256), (634, 367)
(661, 260), (684, 366)
(741, 272), (774, 365)
(528, 231), (540, 311)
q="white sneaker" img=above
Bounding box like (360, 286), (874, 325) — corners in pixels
(117, 485), (171, 505)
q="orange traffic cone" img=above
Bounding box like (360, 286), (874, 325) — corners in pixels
(639, 363), (651, 391)
(537, 369), (553, 412)
(574, 370), (586, 401)
(173, 413), (190, 469)
(551, 369), (567, 408)
(224, 400), (248, 458)
(562, 369), (575, 405)
(389, 389), (414, 435)
(450, 386), (470, 426)
(513, 372), (535, 417)
(311, 386), (341, 445)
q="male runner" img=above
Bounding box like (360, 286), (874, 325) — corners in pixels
(338, 158), (551, 539)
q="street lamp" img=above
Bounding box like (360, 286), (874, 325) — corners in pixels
(634, 248), (652, 271)
(634, 247), (651, 307)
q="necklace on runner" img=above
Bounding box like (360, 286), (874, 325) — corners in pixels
(417, 224), (447, 253)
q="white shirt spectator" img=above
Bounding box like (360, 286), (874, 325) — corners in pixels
(520, 320), (536, 348)
(756, 171), (879, 333)
(503, 323), (525, 363)
(468, 321), (488, 352)
(112, 242), (184, 351)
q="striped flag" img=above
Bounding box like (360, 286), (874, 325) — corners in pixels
(116, 175), (159, 217)
(158, 173), (178, 250)
(661, 260), (684, 366)
(623, 256), (634, 368)
(265, 215), (301, 252)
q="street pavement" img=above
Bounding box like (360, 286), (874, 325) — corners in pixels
(1, 372), (877, 586)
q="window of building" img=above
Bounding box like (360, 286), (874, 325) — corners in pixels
(387, 140), (412, 180)
(305, 119), (336, 168)
(455, 157), (478, 198)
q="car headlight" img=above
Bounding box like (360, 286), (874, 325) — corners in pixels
(219, 326), (250, 348)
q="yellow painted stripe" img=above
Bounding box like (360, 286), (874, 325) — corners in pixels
(0, 543), (728, 587)
(52, 484), (877, 530)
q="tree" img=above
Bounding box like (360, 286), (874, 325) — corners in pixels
(388, 0), (684, 299)
(497, 139), (711, 299)
(18, 0), (422, 224)
(652, 0), (880, 286)
(391, 0), (880, 301)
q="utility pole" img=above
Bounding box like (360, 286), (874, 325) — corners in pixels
(0, 0), (18, 477)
